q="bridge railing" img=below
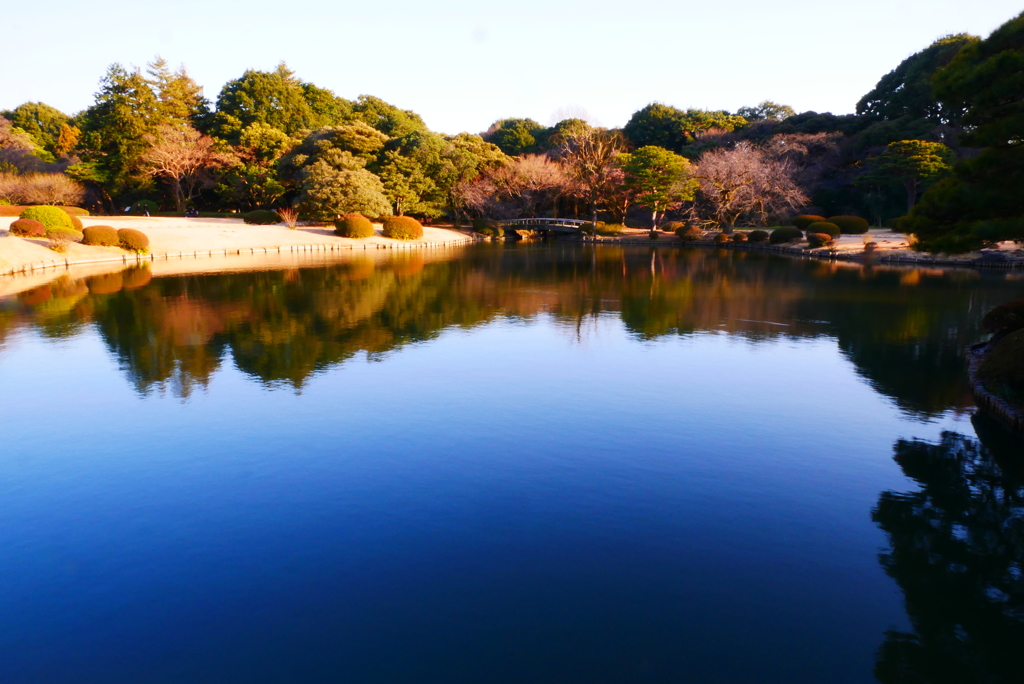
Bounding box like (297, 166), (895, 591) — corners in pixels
(496, 218), (590, 229)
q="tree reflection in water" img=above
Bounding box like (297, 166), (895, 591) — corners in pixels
(873, 417), (1024, 683)
(0, 245), (1022, 414)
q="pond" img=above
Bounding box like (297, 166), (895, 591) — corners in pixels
(1, 244), (1022, 683)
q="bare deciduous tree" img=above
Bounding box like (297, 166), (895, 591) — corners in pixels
(761, 132), (843, 190)
(555, 127), (627, 227)
(140, 125), (233, 212)
(464, 154), (570, 219)
(0, 172), (85, 205)
(693, 143), (807, 230)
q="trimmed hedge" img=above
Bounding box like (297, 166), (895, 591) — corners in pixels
(982, 299), (1024, 337)
(731, 232), (748, 242)
(978, 329), (1024, 404)
(242, 209), (281, 225)
(714, 232), (730, 243)
(807, 221), (840, 238)
(381, 216), (423, 240)
(676, 225), (703, 241)
(829, 215), (869, 234)
(748, 230), (770, 243)
(807, 232), (833, 248)
(19, 205), (75, 234)
(62, 207), (90, 217)
(792, 214), (827, 230)
(82, 225), (120, 246)
(9, 218), (46, 237)
(334, 213), (375, 239)
(117, 228), (150, 253)
(770, 227), (804, 245)
(69, 215), (84, 232)
(598, 223), (625, 235)
(46, 225), (83, 249)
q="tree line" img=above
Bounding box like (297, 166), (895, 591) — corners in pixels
(0, 10), (1021, 252)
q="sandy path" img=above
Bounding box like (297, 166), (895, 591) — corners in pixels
(0, 216), (476, 276)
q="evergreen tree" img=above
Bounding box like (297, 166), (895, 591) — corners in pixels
(623, 103), (748, 153)
(213, 63), (317, 141)
(900, 12), (1024, 252)
(77, 63), (161, 197)
(484, 118), (545, 156)
(351, 95), (426, 138)
(146, 57), (211, 129)
(859, 140), (954, 213)
(2, 102), (69, 156)
(619, 145), (697, 227)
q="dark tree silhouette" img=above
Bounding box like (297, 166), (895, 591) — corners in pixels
(873, 420), (1024, 683)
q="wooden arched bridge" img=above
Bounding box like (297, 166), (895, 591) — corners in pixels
(496, 218), (591, 233)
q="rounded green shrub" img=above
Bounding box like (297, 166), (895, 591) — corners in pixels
(117, 228), (150, 253)
(982, 299), (1024, 337)
(676, 225), (703, 241)
(19, 205), (75, 234)
(714, 232), (731, 243)
(748, 229), (770, 243)
(807, 232), (834, 248)
(243, 209), (282, 225)
(807, 221), (840, 238)
(792, 214), (827, 231)
(829, 215), (869, 234)
(61, 207), (90, 217)
(46, 225), (83, 250)
(334, 213), (375, 239)
(82, 225), (120, 246)
(382, 216), (423, 240)
(770, 227), (804, 245)
(9, 218), (46, 237)
(731, 232), (748, 242)
(598, 223), (624, 235)
(978, 329), (1024, 404)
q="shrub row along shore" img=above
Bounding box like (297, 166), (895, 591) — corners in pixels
(0, 207), (478, 276)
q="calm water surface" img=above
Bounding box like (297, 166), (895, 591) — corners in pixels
(1, 244), (1022, 683)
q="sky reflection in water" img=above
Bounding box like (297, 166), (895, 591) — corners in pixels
(0, 244), (1022, 683)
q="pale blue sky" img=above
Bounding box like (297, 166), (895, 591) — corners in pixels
(3, 1), (1020, 134)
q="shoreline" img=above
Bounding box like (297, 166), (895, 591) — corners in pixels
(0, 216), (483, 278)
(565, 230), (1024, 271)
(966, 341), (1024, 435)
